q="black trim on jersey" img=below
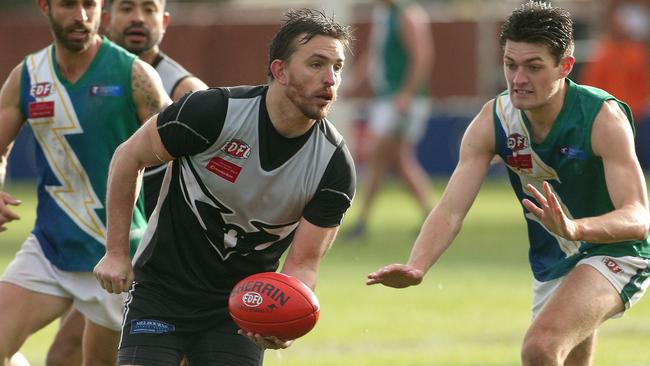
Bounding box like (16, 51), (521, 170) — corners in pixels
(257, 90), (316, 171)
(223, 85), (267, 99)
(150, 53), (165, 69)
(168, 75), (191, 99)
(157, 88), (228, 157)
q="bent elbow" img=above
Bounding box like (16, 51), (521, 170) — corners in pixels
(636, 221), (650, 241)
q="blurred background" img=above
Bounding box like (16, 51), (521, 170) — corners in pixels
(2, 1), (650, 364)
(2, 0), (649, 181)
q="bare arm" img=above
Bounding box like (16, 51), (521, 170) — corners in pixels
(170, 76), (208, 102)
(523, 100), (650, 242)
(0, 64), (27, 230)
(281, 218), (339, 291)
(93, 115), (173, 293)
(367, 101), (496, 287)
(132, 59), (172, 123)
(243, 218), (339, 349)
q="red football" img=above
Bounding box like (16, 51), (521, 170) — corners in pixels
(228, 272), (320, 340)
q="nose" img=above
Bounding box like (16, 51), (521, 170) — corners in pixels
(73, 4), (89, 23)
(130, 7), (145, 24)
(323, 66), (337, 86)
(512, 68), (527, 85)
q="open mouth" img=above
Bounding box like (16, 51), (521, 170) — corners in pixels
(315, 92), (333, 103)
(67, 28), (89, 41)
(513, 89), (533, 95)
(125, 28), (148, 42)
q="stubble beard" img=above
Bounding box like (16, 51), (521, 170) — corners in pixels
(50, 17), (96, 53)
(286, 81), (334, 120)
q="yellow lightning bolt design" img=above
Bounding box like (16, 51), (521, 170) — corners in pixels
(26, 48), (106, 243)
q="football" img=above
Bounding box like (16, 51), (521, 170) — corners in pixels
(228, 272), (320, 340)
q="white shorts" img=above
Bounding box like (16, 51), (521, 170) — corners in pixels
(532, 255), (650, 319)
(368, 97), (431, 142)
(0, 234), (126, 331)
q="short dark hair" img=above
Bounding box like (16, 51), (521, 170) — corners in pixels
(499, 1), (574, 65)
(267, 8), (353, 79)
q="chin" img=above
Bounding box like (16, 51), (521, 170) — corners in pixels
(510, 96), (532, 110)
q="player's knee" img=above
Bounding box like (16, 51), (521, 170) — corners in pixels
(521, 333), (563, 365)
(45, 344), (80, 366)
(45, 350), (68, 366)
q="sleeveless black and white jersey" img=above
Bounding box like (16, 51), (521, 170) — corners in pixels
(133, 85), (355, 306)
(142, 53), (194, 218)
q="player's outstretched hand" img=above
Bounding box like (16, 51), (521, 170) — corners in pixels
(238, 330), (293, 350)
(93, 252), (134, 294)
(366, 264), (424, 288)
(0, 191), (21, 232)
(522, 181), (579, 241)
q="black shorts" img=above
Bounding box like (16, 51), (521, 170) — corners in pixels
(119, 282), (263, 365)
(118, 330), (263, 366)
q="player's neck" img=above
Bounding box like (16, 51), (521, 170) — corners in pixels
(54, 35), (103, 84)
(523, 80), (568, 140)
(266, 83), (316, 138)
(138, 47), (161, 66)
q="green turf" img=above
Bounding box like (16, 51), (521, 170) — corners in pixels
(3, 179), (650, 365)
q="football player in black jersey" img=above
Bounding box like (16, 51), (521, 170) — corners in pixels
(94, 8), (355, 365)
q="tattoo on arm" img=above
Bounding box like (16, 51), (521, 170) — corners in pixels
(132, 61), (170, 122)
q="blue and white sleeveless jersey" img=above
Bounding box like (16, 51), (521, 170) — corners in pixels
(19, 38), (147, 271)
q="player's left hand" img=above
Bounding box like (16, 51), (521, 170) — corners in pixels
(366, 263), (424, 288)
(238, 330), (293, 350)
(522, 181), (580, 241)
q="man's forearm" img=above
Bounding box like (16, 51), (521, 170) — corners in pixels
(105, 145), (144, 254)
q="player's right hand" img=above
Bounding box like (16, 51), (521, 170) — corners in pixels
(0, 191), (21, 232)
(366, 264), (424, 288)
(93, 252), (134, 294)
(238, 330), (293, 350)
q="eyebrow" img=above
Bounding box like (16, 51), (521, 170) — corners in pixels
(308, 53), (345, 63)
(118, 0), (158, 6)
(504, 56), (544, 63)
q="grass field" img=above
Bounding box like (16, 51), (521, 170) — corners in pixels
(3, 178), (650, 365)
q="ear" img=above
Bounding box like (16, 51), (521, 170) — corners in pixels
(162, 11), (170, 32)
(559, 55), (575, 77)
(270, 59), (288, 85)
(36, 0), (49, 16)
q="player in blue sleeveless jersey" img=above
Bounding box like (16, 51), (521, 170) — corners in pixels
(0, 0), (170, 364)
(368, 2), (650, 365)
(94, 9), (355, 364)
(44, 1), (207, 364)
